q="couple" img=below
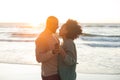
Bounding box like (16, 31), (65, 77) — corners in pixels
(35, 16), (82, 80)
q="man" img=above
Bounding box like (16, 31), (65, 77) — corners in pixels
(35, 16), (60, 80)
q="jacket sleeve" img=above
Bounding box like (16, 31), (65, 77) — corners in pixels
(63, 43), (76, 66)
(35, 36), (54, 63)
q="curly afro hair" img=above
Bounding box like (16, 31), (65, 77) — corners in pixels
(65, 19), (82, 40)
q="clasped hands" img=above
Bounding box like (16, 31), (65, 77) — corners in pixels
(52, 44), (66, 57)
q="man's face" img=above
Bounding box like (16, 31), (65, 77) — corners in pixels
(51, 22), (58, 33)
(46, 16), (59, 33)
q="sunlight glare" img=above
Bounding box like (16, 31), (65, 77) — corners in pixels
(29, 21), (40, 28)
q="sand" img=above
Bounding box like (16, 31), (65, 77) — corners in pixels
(0, 63), (120, 80)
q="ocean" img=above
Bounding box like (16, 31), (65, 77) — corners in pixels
(0, 23), (120, 74)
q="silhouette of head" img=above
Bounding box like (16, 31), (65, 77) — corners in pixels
(46, 16), (58, 33)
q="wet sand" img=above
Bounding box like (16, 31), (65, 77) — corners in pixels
(0, 63), (120, 80)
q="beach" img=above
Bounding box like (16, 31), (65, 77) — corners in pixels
(0, 23), (120, 80)
(0, 63), (41, 80)
(0, 63), (120, 80)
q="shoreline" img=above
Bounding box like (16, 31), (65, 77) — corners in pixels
(0, 63), (120, 80)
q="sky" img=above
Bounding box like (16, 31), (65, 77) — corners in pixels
(0, 0), (120, 24)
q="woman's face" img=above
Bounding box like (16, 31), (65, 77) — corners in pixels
(59, 25), (67, 37)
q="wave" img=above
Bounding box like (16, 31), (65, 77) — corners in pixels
(81, 37), (120, 42)
(0, 39), (34, 42)
(83, 23), (120, 27)
(82, 33), (120, 37)
(11, 32), (38, 38)
(84, 43), (120, 48)
(81, 33), (120, 42)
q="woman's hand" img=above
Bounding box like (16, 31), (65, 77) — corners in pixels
(59, 47), (66, 58)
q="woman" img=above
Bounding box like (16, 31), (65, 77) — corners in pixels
(58, 19), (82, 80)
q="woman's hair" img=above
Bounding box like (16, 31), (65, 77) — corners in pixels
(65, 19), (82, 40)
